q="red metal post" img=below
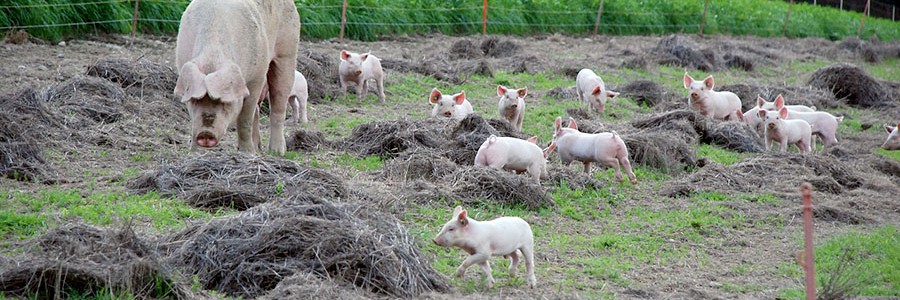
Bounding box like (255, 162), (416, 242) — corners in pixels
(801, 182), (815, 300)
(593, 0), (605, 35)
(482, 0), (488, 35)
(858, 0), (870, 38)
(340, 0), (348, 44)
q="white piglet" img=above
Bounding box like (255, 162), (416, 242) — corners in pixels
(575, 68), (619, 115)
(497, 85), (526, 132)
(474, 135), (548, 182)
(772, 95), (842, 151)
(433, 206), (536, 289)
(683, 73), (742, 121)
(257, 70), (309, 124)
(758, 95), (815, 112)
(544, 117), (637, 184)
(429, 88), (474, 121)
(759, 107), (813, 154)
(339, 50), (385, 103)
(883, 122), (900, 150)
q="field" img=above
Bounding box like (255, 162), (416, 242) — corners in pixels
(1, 31), (900, 299)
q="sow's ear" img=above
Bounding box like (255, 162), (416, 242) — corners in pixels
(174, 62), (207, 103)
(205, 63), (250, 104)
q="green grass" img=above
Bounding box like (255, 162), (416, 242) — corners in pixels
(876, 148), (900, 162)
(696, 144), (753, 166)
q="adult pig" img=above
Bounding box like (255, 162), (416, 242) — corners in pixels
(575, 69), (619, 115)
(497, 85), (526, 132)
(174, 0), (299, 154)
(544, 117), (637, 184)
(433, 206), (536, 289)
(339, 50), (385, 103)
(474, 135), (547, 182)
(683, 73), (741, 121)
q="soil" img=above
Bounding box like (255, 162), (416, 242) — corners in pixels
(1, 32), (899, 299)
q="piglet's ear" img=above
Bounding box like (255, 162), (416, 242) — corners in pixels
(683, 72), (693, 89)
(887, 125), (897, 134)
(703, 75), (715, 90)
(517, 88), (527, 98)
(591, 86), (602, 96)
(429, 88), (442, 104)
(756, 95), (765, 108)
(774, 94), (785, 110)
(527, 136), (538, 144)
(554, 116), (562, 129)
(457, 209), (468, 226)
(757, 109), (767, 118)
(205, 63), (249, 104)
(607, 91), (619, 98)
(497, 85), (507, 97)
(568, 117), (578, 129)
(735, 110), (745, 121)
(174, 62), (208, 103)
(340, 50), (350, 60)
(454, 91), (467, 105)
(361, 53), (369, 61)
(779, 107), (789, 119)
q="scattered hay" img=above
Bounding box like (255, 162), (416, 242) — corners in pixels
(547, 86), (578, 100)
(297, 49), (341, 103)
(381, 58), (459, 83)
(129, 152), (346, 210)
(460, 59), (494, 77)
(724, 53), (754, 72)
(807, 63), (891, 108)
(481, 36), (519, 58)
(798, 205), (873, 224)
(0, 222), (197, 299)
(381, 148), (456, 181)
(546, 164), (604, 191)
(43, 76), (127, 125)
(872, 159), (900, 178)
(444, 114), (530, 165)
(733, 152), (863, 191)
(718, 83), (836, 110)
(621, 131), (697, 173)
(662, 163), (757, 197)
(85, 58), (177, 95)
(621, 55), (651, 70)
(287, 129), (330, 152)
(164, 194), (450, 298)
(0, 90), (55, 182)
(341, 118), (449, 158)
(619, 80), (667, 108)
(632, 110), (762, 152)
(654, 35), (714, 71)
(448, 166), (556, 210)
(806, 176), (844, 194)
(257, 272), (373, 300)
(449, 39), (482, 60)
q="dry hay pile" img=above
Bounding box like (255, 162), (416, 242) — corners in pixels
(381, 148), (456, 181)
(653, 35), (716, 71)
(297, 49), (341, 103)
(129, 152), (346, 211)
(341, 118), (450, 158)
(480, 36), (519, 57)
(619, 79), (670, 108)
(807, 63), (892, 108)
(546, 164), (605, 191)
(287, 129), (331, 152)
(621, 130), (698, 173)
(832, 36), (900, 63)
(0, 90), (58, 182)
(163, 194), (450, 298)
(85, 58), (177, 96)
(632, 109), (762, 153)
(257, 272), (373, 300)
(449, 39), (483, 60)
(0, 222), (198, 299)
(446, 166), (556, 210)
(43, 76), (127, 127)
(380, 58), (460, 83)
(733, 152), (863, 193)
(718, 83), (837, 110)
(444, 114), (531, 165)
(547, 86), (578, 100)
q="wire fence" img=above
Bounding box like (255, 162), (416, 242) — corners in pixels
(0, 0), (897, 41)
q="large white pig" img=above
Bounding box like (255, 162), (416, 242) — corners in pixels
(174, 0), (298, 154)
(883, 122), (900, 150)
(497, 85), (526, 132)
(429, 88), (473, 121)
(683, 73), (741, 121)
(575, 69), (619, 115)
(544, 117), (637, 184)
(432, 206), (536, 289)
(474, 135), (547, 182)
(758, 95), (816, 112)
(759, 108), (813, 154)
(339, 50), (385, 103)
(772, 95), (842, 151)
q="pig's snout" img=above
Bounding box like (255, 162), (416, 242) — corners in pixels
(690, 92), (699, 99)
(510, 104), (518, 109)
(443, 111), (453, 117)
(768, 123), (776, 130)
(195, 131), (219, 148)
(354, 70), (362, 76)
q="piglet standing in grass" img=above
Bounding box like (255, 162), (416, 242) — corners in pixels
(339, 50), (385, 103)
(883, 122), (900, 150)
(736, 105), (766, 146)
(771, 95), (842, 152)
(474, 135), (548, 182)
(260, 70), (309, 124)
(544, 117), (637, 184)
(429, 88), (474, 121)
(683, 73), (741, 121)
(432, 206), (536, 289)
(575, 69), (619, 115)
(759, 107), (813, 154)
(497, 85), (526, 132)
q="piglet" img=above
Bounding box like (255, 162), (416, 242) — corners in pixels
(736, 106), (766, 147)
(758, 95), (815, 112)
(883, 122), (900, 150)
(497, 85), (526, 132)
(339, 50), (385, 103)
(432, 206), (536, 289)
(683, 73), (741, 121)
(576, 69), (619, 115)
(429, 88), (474, 121)
(474, 135), (547, 182)
(544, 117), (637, 184)
(759, 108), (812, 154)
(772, 95), (842, 151)
(258, 70), (309, 124)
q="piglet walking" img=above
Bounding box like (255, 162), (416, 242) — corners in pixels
(544, 117), (638, 184)
(339, 50), (385, 103)
(433, 206), (536, 289)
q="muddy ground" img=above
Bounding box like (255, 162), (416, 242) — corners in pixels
(1, 32), (899, 299)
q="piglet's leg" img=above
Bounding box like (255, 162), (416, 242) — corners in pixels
(478, 260), (495, 288)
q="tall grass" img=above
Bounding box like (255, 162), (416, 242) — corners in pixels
(1, 0), (898, 42)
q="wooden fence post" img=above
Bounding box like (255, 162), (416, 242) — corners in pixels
(340, 0), (347, 44)
(130, 0), (140, 41)
(593, 0), (605, 36)
(699, 0), (710, 36)
(482, 0), (488, 35)
(783, 0), (793, 37)
(858, 0), (870, 38)
(801, 182), (815, 300)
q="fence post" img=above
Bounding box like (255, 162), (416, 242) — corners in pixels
(801, 182), (815, 300)
(482, 0), (488, 35)
(893, 5), (896, 21)
(593, 0), (605, 35)
(840, 0), (843, 10)
(130, 0), (140, 42)
(783, 0), (793, 36)
(858, 0), (870, 38)
(699, 0), (710, 36)
(340, 0), (347, 44)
